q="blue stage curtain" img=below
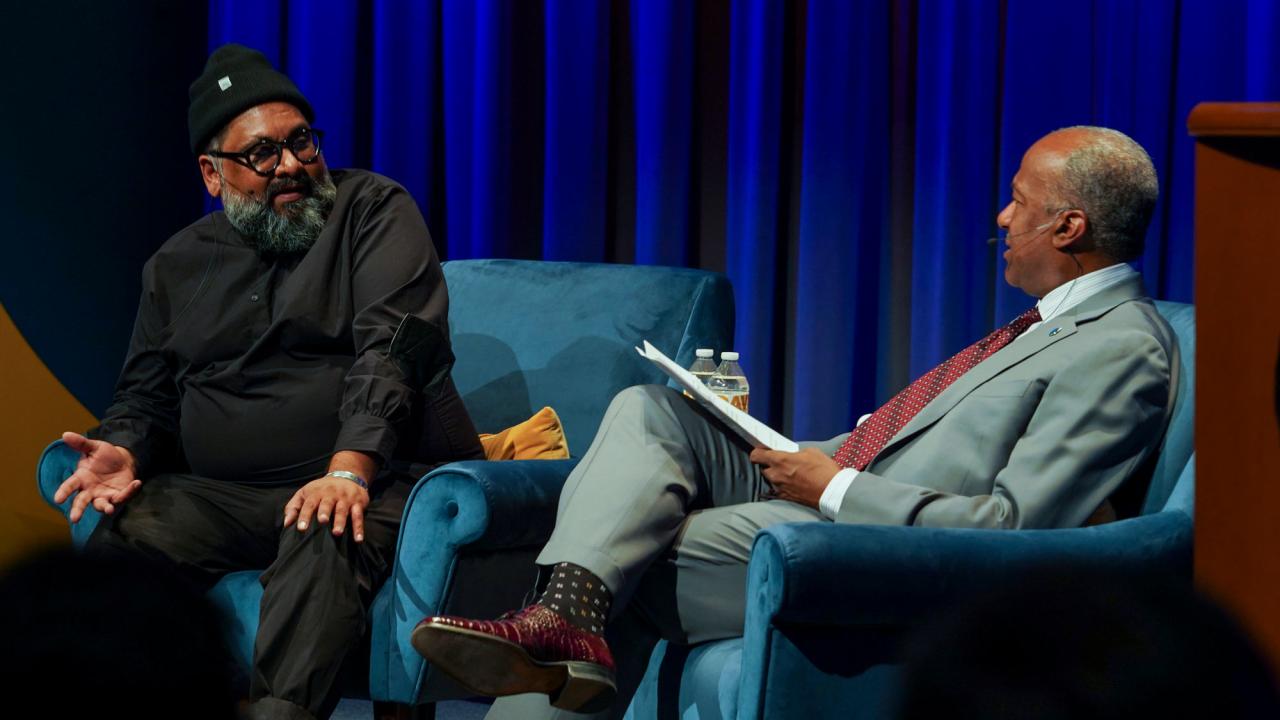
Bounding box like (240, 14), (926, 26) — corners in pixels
(203, 0), (1271, 437)
(631, 0), (696, 267)
(543, 0), (611, 261)
(910, 0), (1000, 380)
(207, 0), (281, 68)
(789, 0), (891, 440)
(726, 0), (786, 425)
(371, 0), (439, 224)
(441, 0), (509, 260)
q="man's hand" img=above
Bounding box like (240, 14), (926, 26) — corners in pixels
(54, 432), (141, 523)
(750, 447), (841, 510)
(284, 475), (371, 542)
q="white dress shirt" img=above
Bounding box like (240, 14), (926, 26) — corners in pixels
(815, 263), (1139, 519)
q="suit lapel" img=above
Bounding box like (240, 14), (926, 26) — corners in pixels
(886, 318), (1079, 445)
(868, 274), (1148, 463)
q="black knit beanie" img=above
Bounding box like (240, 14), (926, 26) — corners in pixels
(187, 44), (314, 155)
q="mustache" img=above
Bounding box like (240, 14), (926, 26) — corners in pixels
(268, 173), (314, 198)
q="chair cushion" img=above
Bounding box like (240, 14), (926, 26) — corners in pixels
(443, 259), (735, 453)
(479, 407), (570, 460)
(205, 570), (264, 676)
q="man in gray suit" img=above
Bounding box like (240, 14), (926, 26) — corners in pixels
(412, 126), (1179, 718)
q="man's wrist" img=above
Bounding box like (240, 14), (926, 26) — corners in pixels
(324, 470), (369, 490)
(329, 449), (378, 477)
(115, 445), (138, 474)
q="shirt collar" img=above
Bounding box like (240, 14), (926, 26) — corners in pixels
(1035, 263), (1137, 324)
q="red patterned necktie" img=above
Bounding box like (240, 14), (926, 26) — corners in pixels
(832, 306), (1043, 470)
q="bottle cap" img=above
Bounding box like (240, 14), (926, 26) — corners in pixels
(721, 351), (739, 361)
(695, 348), (714, 358)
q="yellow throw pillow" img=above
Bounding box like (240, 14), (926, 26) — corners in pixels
(479, 406), (571, 460)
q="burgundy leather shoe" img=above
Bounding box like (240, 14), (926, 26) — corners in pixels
(411, 604), (617, 713)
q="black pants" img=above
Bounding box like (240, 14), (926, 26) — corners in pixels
(88, 472), (411, 719)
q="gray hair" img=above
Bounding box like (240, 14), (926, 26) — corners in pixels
(1048, 126), (1159, 262)
(204, 129), (228, 171)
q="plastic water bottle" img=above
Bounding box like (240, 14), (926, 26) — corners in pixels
(685, 348), (717, 398)
(689, 349), (717, 384)
(709, 351), (749, 413)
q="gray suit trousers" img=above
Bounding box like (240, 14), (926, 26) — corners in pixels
(487, 384), (827, 720)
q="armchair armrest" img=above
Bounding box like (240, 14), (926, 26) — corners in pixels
(372, 458), (578, 701)
(746, 512), (1193, 629)
(396, 458), (578, 561)
(733, 512), (1193, 718)
(36, 440), (101, 546)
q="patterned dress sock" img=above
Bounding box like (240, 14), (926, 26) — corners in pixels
(539, 562), (612, 635)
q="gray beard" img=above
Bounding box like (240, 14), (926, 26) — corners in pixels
(221, 171), (338, 255)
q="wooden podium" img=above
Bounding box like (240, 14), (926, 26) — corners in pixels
(1187, 102), (1280, 672)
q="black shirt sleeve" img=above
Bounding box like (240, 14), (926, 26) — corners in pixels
(332, 181), (450, 465)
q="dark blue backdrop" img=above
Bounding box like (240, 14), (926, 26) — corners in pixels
(5, 0), (1276, 441)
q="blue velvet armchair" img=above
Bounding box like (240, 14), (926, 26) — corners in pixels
(623, 300), (1196, 719)
(37, 259), (735, 717)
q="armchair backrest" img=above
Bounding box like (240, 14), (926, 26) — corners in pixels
(442, 259), (735, 454)
(1145, 301), (1195, 515)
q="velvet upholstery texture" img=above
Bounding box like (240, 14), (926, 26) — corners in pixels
(444, 259), (736, 453)
(36, 259), (735, 708)
(626, 300), (1197, 719)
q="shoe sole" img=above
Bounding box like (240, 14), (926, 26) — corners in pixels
(411, 622), (617, 714)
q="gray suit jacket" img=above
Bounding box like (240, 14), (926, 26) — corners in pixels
(822, 275), (1178, 529)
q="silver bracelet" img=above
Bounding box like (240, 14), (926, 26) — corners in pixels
(325, 470), (369, 490)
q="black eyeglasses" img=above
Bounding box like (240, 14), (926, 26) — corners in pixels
(208, 128), (324, 176)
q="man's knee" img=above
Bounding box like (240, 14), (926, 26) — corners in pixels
(596, 384), (703, 451)
(85, 508), (224, 592)
(270, 523), (386, 587)
(84, 475), (222, 563)
(611, 384), (683, 412)
(611, 384), (700, 429)
(87, 503), (168, 555)
(276, 523), (352, 562)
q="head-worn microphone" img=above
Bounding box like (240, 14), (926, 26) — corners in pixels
(1003, 208), (1067, 237)
(1003, 218), (1056, 240)
(997, 220), (1056, 259)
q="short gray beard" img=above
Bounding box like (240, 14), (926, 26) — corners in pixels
(220, 170), (338, 255)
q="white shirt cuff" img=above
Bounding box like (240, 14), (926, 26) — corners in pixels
(819, 468), (859, 519)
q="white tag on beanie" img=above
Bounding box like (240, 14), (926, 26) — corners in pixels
(218, 75), (232, 91)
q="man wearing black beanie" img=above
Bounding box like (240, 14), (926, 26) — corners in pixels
(53, 44), (484, 720)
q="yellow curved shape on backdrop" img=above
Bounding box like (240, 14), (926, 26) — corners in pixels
(0, 302), (96, 568)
